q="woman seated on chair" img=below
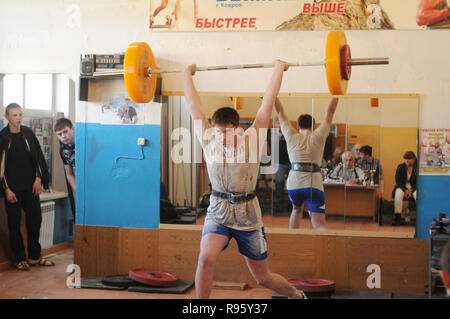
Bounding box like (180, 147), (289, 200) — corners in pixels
(392, 151), (418, 225)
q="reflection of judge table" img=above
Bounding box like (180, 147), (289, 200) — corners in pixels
(324, 183), (379, 221)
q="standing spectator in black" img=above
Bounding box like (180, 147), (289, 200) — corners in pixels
(54, 118), (76, 222)
(0, 103), (54, 270)
(267, 119), (291, 210)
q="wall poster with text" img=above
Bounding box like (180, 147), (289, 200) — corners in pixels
(420, 129), (450, 175)
(149, 0), (450, 32)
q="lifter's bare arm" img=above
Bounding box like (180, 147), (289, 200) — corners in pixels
(324, 98), (339, 126)
(254, 60), (289, 129)
(274, 98), (288, 124)
(182, 64), (207, 122)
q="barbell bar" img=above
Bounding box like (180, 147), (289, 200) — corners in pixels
(119, 30), (389, 103)
(96, 58), (387, 76)
(145, 58), (388, 74)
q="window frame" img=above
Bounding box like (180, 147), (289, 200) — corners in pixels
(1, 73), (57, 117)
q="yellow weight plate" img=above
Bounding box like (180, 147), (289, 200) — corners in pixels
(325, 30), (348, 95)
(124, 42), (157, 103)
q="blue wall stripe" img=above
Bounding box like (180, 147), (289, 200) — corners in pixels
(416, 175), (450, 239)
(75, 122), (160, 229)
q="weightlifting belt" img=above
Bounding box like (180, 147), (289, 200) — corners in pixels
(211, 189), (256, 204)
(291, 162), (321, 173)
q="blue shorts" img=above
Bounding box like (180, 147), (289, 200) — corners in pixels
(202, 218), (268, 260)
(288, 188), (326, 214)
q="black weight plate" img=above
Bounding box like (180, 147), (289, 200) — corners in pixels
(101, 274), (137, 288)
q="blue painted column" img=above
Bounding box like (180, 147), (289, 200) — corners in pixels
(75, 123), (160, 229)
(74, 80), (162, 231)
(416, 175), (450, 238)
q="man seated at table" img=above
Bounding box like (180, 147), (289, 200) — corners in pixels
(325, 151), (363, 184)
(359, 145), (385, 199)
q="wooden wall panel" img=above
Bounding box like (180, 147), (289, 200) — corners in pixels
(346, 237), (428, 293)
(74, 225), (119, 277)
(117, 228), (158, 274)
(74, 226), (159, 277)
(74, 225), (428, 294)
(266, 233), (316, 279)
(156, 227), (427, 293)
(158, 228), (201, 281)
(314, 236), (350, 289)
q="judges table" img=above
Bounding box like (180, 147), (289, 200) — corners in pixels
(323, 183), (379, 221)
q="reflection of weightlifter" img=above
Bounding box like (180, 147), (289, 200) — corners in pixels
(274, 98), (339, 230)
(417, 0), (450, 28)
(182, 61), (306, 299)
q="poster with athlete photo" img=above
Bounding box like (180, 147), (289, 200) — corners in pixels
(100, 94), (145, 125)
(149, 0), (449, 31)
(22, 117), (53, 180)
(419, 129), (450, 175)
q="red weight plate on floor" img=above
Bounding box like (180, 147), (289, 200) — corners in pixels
(288, 278), (335, 293)
(129, 269), (179, 287)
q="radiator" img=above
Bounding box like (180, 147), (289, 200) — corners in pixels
(39, 201), (55, 250)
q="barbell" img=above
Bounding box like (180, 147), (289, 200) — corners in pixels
(112, 31), (389, 103)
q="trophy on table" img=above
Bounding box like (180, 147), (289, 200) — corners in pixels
(321, 167), (329, 180)
(362, 170), (368, 186)
(369, 169), (376, 186)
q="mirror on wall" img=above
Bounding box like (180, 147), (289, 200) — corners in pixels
(340, 97), (382, 231)
(378, 97), (419, 231)
(160, 93), (419, 237)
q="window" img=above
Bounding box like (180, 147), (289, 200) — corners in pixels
(1, 73), (73, 190)
(3, 74), (24, 107)
(25, 74), (52, 110)
(2, 73), (52, 111)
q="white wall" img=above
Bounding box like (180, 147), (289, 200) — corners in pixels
(0, 0), (448, 128)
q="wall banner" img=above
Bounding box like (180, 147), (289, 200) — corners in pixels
(149, 0), (450, 32)
(420, 129), (450, 175)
